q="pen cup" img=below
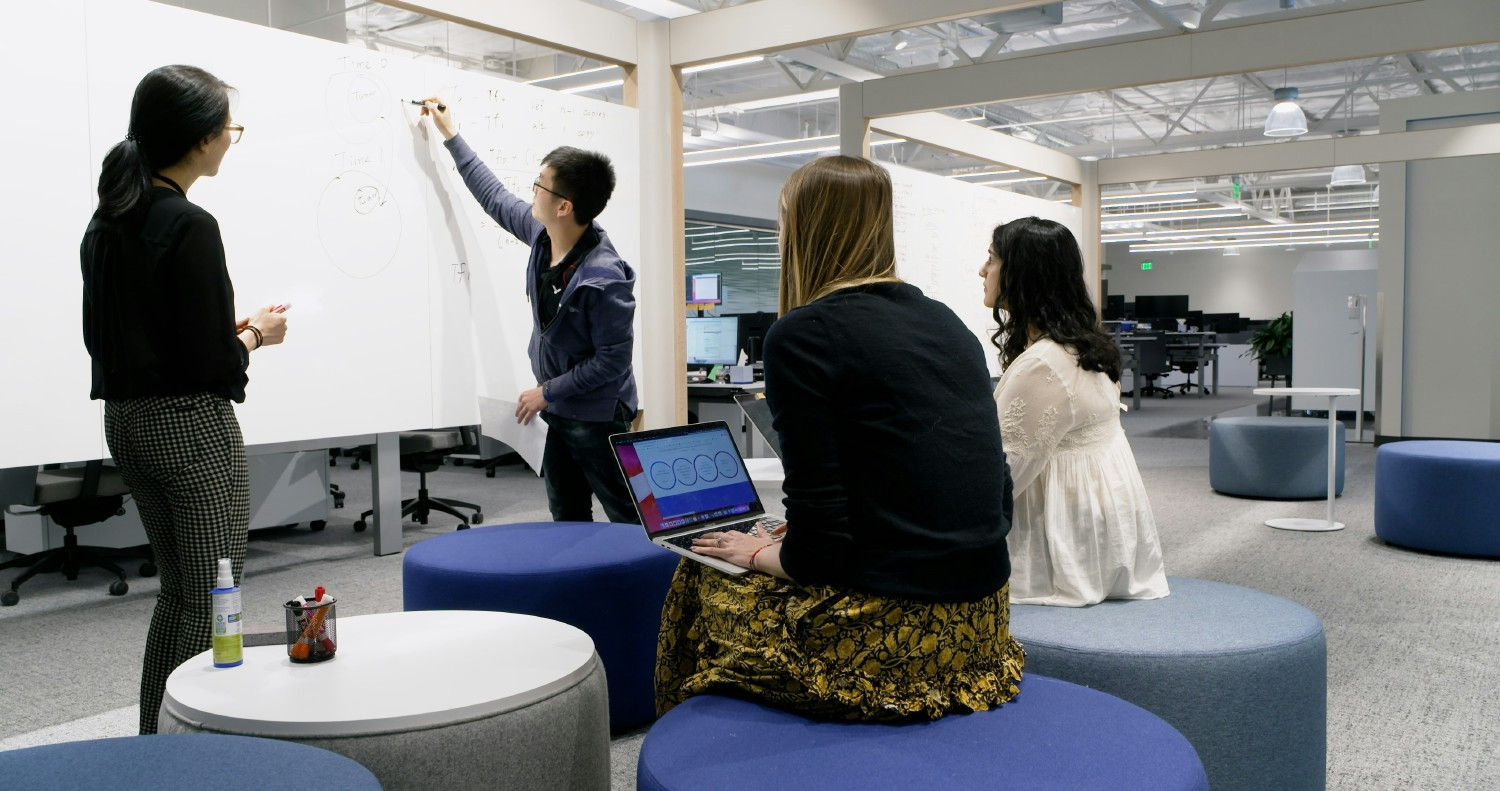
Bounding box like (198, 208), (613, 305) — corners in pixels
(284, 598), (337, 664)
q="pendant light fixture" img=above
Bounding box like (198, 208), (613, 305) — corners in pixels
(1330, 165), (1367, 186)
(1263, 87), (1308, 137)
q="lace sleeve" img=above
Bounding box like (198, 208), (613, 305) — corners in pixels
(993, 354), (1075, 493)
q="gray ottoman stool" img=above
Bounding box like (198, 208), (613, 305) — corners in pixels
(160, 611), (609, 790)
(1011, 577), (1327, 791)
(1211, 416), (1345, 499)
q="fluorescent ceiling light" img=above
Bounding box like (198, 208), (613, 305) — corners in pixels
(972, 176), (1046, 186)
(684, 135), (903, 167)
(1115, 217), (1376, 235)
(893, 32), (910, 51)
(1104, 221), (1378, 243)
(694, 88), (841, 116)
(951, 169), (1020, 179)
(1263, 87), (1308, 138)
(1102, 189), (1198, 201)
(1103, 207), (1248, 221)
(1130, 233), (1377, 252)
(612, 0), (698, 19)
(561, 79), (624, 94)
(1222, 246), (1240, 256)
(1095, 196), (1202, 208)
(683, 56), (764, 76)
(526, 65), (617, 85)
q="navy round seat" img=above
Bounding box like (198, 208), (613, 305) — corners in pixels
(637, 676), (1207, 791)
(1376, 440), (1500, 557)
(403, 521), (680, 730)
(1010, 577), (1327, 791)
(1210, 416), (1345, 499)
(0, 734), (380, 790)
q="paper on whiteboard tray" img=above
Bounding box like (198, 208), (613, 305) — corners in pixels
(479, 397), (547, 477)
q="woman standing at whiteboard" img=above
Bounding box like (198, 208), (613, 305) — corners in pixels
(81, 65), (287, 733)
(981, 216), (1168, 607)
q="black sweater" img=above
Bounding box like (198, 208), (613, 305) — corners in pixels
(764, 281), (1013, 602)
(82, 187), (249, 403)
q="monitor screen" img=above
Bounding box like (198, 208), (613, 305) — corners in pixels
(686, 316), (740, 365)
(689, 273), (722, 304)
(611, 422), (764, 535)
(728, 311), (778, 364)
(1134, 294), (1189, 320)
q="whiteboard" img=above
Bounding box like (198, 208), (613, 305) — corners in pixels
(0, 0), (640, 465)
(0, 2), (104, 467)
(884, 164), (1084, 376)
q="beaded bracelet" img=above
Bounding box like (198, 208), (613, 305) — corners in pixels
(242, 325), (263, 349)
(749, 543), (769, 572)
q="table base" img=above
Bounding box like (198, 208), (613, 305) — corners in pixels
(1266, 518), (1345, 532)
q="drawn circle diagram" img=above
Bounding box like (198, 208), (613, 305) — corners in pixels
(318, 170), (401, 279)
(650, 462), (675, 490)
(715, 452), (740, 479)
(673, 458), (698, 487)
(325, 72), (388, 145)
(694, 455), (719, 483)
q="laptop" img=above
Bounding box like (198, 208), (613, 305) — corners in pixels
(732, 393), (782, 458)
(609, 421), (785, 575)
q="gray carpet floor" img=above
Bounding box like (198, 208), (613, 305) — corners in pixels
(2, 387), (1496, 789)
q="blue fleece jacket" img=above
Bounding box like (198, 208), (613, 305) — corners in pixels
(444, 134), (637, 422)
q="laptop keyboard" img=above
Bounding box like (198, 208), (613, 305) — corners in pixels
(662, 517), (786, 551)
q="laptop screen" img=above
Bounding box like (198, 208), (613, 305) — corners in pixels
(610, 422), (764, 535)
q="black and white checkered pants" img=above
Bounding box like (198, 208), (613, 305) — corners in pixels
(105, 393), (249, 735)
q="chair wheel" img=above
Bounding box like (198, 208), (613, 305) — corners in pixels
(310, 521), (326, 532)
(109, 580), (129, 596)
(353, 520), (367, 532)
(472, 512), (482, 524)
(351, 461), (361, 470)
(486, 468), (495, 478)
(1, 590), (17, 607)
(456, 523), (470, 531)
(139, 562), (158, 577)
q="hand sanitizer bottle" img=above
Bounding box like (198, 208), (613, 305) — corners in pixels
(211, 558), (243, 668)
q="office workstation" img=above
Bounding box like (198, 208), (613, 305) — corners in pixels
(2, 1), (1499, 789)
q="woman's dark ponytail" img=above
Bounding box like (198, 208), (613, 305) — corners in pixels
(94, 65), (232, 221)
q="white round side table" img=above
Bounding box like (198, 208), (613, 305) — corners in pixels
(1252, 387), (1359, 532)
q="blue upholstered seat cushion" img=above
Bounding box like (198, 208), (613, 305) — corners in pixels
(1210, 416), (1345, 498)
(637, 676), (1207, 791)
(1376, 440), (1500, 557)
(0, 734), (381, 790)
(403, 522), (679, 731)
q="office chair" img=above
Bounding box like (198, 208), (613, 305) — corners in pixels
(0, 460), (142, 607)
(1134, 337), (1176, 399)
(353, 430), (482, 532)
(1170, 353), (1206, 395)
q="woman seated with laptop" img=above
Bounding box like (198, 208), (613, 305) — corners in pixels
(655, 155), (1024, 722)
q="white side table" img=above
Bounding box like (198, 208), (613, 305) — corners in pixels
(1251, 387), (1359, 532)
(160, 610), (609, 790)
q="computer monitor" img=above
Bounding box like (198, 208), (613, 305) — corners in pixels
(1201, 313), (1243, 333)
(685, 316), (740, 366)
(1134, 294), (1189, 320)
(689, 273), (722, 305)
(729, 311), (778, 364)
(1103, 294), (1126, 320)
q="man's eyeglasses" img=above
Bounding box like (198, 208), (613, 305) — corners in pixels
(225, 123), (245, 144)
(532, 180), (571, 203)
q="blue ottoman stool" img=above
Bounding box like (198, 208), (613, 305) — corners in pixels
(1376, 440), (1500, 557)
(1211, 416), (1345, 498)
(1011, 577), (1326, 791)
(638, 676), (1206, 791)
(403, 521), (680, 730)
(0, 734), (380, 790)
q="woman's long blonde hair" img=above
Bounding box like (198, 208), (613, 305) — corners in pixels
(778, 155), (901, 314)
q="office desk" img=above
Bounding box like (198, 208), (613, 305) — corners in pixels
(687, 382), (769, 458)
(1115, 336), (1144, 411)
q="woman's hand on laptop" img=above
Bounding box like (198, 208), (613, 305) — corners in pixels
(692, 531), (773, 570)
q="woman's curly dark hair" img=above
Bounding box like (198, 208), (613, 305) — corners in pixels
(990, 216), (1120, 381)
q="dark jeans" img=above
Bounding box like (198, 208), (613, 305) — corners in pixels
(540, 402), (640, 524)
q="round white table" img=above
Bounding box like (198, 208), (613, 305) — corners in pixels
(160, 610), (609, 790)
(1252, 387), (1359, 532)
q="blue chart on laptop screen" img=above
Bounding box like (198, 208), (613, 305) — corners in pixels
(617, 427), (756, 535)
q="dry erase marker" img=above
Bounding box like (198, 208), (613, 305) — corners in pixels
(272, 302), (291, 313)
(410, 99), (447, 111)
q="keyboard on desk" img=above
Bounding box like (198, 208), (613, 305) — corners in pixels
(662, 517), (786, 551)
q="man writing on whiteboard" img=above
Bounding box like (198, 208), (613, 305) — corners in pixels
(419, 98), (640, 525)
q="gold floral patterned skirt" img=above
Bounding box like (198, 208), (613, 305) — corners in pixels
(655, 559), (1026, 722)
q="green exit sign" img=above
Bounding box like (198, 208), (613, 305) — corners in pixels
(1141, 261), (1153, 271)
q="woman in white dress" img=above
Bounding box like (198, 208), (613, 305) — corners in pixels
(980, 217), (1169, 607)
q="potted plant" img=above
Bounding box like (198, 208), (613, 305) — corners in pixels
(1245, 310), (1293, 382)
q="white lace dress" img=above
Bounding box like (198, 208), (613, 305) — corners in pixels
(995, 339), (1170, 607)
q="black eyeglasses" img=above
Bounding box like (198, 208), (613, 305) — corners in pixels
(532, 180), (571, 202)
(225, 123), (245, 144)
